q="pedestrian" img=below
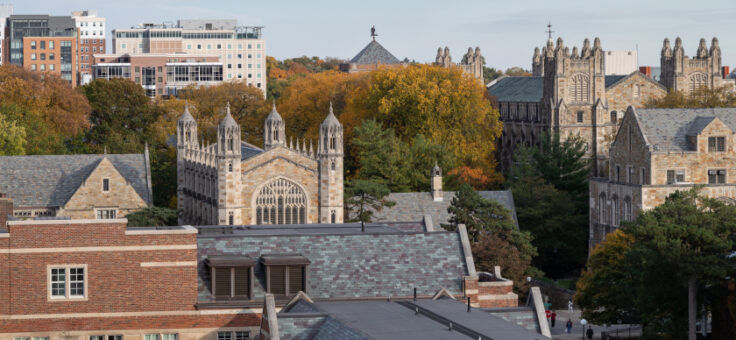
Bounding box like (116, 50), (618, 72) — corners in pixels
(565, 319), (573, 333)
(551, 311), (557, 328)
(586, 325), (594, 340)
(568, 299), (574, 312)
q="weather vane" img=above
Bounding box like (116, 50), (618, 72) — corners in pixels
(370, 25), (377, 41)
(546, 22), (554, 40)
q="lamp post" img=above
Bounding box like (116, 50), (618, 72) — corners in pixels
(581, 319), (588, 340)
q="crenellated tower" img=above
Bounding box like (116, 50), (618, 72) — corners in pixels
(317, 103), (344, 224)
(216, 103), (243, 225)
(176, 105), (197, 225)
(660, 37), (729, 92)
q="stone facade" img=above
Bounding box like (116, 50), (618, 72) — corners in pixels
(589, 107), (736, 251)
(660, 37), (734, 92)
(177, 103), (344, 226)
(490, 37), (668, 175)
(435, 46), (484, 84)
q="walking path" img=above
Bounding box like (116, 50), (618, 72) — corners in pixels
(549, 309), (640, 339)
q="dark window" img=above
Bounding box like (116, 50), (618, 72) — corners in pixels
(331, 210), (336, 223)
(269, 266), (286, 295)
(708, 169), (726, 184)
(102, 178), (110, 192)
(708, 137), (725, 152)
(289, 266), (304, 293)
(215, 267), (231, 297)
(610, 111), (617, 123)
(666, 170), (685, 184)
(228, 212), (234, 225)
(228, 162), (233, 172)
(615, 166), (620, 181)
(577, 111), (584, 123)
(234, 267), (250, 296)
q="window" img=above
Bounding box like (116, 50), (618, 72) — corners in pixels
(610, 111), (617, 123)
(624, 197), (632, 221)
(40, 53), (46, 60)
(197, 44), (202, 49)
(228, 64), (232, 69)
(121, 43), (127, 49)
(49, 53), (55, 60)
(628, 166), (634, 183)
(90, 336), (122, 340)
(96, 209), (117, 219)
(50, 64), (55, 71)
(31, 53), (37, 60)
(641, 168), (647, 185)
(615, 165), (621, 181)
(331, 161), (336, 171)
(217, 44), (222, 49)
(708, 169), (726, 184)
(102, 178), (110, 191)
(40, 64), (46, 71)
(598, 193), (606, 224)
(31, 41), (37, 49)
(708, 137), (725, 152)
(228, 212), (234, 226)
(237, 63), (242, 69)
(576, 111), (583, 123)
(31, 64), (36, 71)
(611, 196), (619, 226)
(331, 210), (336, 223)
(40, 41), (45, 49)
(266, 265), (306, 295)
(217, 333), (232, 340)
(49, 265), (86, 299)
(49, 41), (54, 49)
(228, 162), (233, 172)
(570, 73), (590, 102)
(255, 178), (307, 224)
(666, 170), (685, 184)
(144, 335), (159, 340)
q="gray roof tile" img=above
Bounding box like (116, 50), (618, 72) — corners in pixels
(633, 108), (736, 152)
(350, 40), (400, 65)
(0, 154), (151, 207)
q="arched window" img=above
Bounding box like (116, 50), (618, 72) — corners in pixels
(598, 193), (607, 224)
(570, 74), (590, 102)
(689, 73), (707, 93)
(330, 210), (336, 224)
(227, 133), (234, 151)
(330, 161), (336, 171)
(624, 197), (632, 221)
(255, 178), (307, 225)
(611, 195), (619, 226)
(274, 129), (279, 141)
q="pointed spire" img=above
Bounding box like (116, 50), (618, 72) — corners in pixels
(321, 101), (341, 128)
(289, 136), (293, 149)
(571, 46), (579, 58)
(593, 37), (602, 51)
(662, 38), (672, 57)
(697, 38), (708, 58)
(219, 102), (238, 128)
(103, 145), (107, 154)
(309, 140), (314, 157)
(581, 38), (591, 58)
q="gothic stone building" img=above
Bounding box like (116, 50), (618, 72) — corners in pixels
(435, 46), (484, 84)
(489, 37), (668, 175)
(0, 152), (152, 220)
(660, 37), (733, 93)
(177, 103), (344, 226)
(589, 107), (736, 250)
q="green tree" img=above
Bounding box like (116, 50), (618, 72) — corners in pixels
(80, 78), (163, 153)
(125, 207), (178, 227)
(483, 67), (503, 82)
(445, 184), (540, 292)
(0, 115), (26, 155)
(533, 132), (589, 199)
(645, 85), (736, 108)
(344, 179), (395, 227)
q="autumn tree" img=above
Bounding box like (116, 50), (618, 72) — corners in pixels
(267, 55), (346, 99)
(645, 85), (736, 108)
(0, 115), (26, 155)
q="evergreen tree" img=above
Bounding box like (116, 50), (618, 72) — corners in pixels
(344, 179), (395, 226)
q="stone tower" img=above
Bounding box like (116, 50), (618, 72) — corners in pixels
(216, 103), (243, 225)
(660, 37), (728, 92)
(532, 47), (544, 76)
(460, 47), (484, 84)
(264, 101), (285, 150)
(176, 105), (197, 225)
(431, 163), (443, 202)
(543, 37), (608, 175)
(317, 103), (344, 224)
(435, 46), (452, 67)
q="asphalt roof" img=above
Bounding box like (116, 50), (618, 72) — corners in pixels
(350, 40), (401, 65)
(369, 190), (518, 228)
(196, 228), (469, 302)
(488, 75), (631, 103)
(633, 108), (736, 152)
(0, 154), (152, 208)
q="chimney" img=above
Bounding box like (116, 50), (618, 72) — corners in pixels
(723, 66), (730, 79)
(431, 163), (443, 202)
(0, 193), (13, 228)
(639, 66), (651, 78)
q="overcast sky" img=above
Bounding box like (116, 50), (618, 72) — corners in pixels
(16, 0), (736, 70)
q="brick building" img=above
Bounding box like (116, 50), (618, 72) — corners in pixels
(177, 103), (343, 226)
(0, 152), (152, 220)
(589, 107), (736, 250)
(92, 53), (222, 97)
(0, 216), (544, 339)
(489, 37), (668, 175)
(6, 15), (79, 85)
(71, 10), (106, 85)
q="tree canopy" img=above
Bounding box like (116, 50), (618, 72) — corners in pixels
(645, 86), (736, 108)
(344, 179), (395, 224)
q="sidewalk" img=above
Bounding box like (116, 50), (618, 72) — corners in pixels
(548, 309), (640, 339)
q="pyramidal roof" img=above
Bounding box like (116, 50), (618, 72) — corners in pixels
(350, 39), (401, 65)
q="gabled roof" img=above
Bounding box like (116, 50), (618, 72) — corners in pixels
(370, 190), (518, 228)
(350, 40), (401, 65)
(196, 224), (471, 302)
(241, 142), (264, 160)
(0, 154), (152, 208)
(487, 76), (543, 103)
(603, 71), (668, 91)
(604, 75), (627, 88)
(632, 108), (736, 152)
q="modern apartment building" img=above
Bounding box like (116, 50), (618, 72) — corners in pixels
(112, 19), (265, 96)
(5, 15), (78, 85)
(71, 10), (106, 84)
(0, 4), (13, 64)
(92, 52), (223, 97)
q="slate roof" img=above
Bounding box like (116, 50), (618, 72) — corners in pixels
(487, 76), (543, 103)
(488, 75), (632, 103)
(350, 40), (401, 65)
(0, 154), (152, 208)
(196, 225), (470, 302)
(370, 190), (518, 228)
(633, 108), (736, 152)
(276, 299), (546, 340)
(241, 142), (264, 160)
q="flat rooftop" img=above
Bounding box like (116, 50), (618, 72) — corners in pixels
(195, 223), (427, 237)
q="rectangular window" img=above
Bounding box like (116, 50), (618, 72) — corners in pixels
(708, 169), (726, 184)
(666, 170), (685, 184)
(49, 53), (55, 60)
(628, 166), (634, 183)
(218, 332), (232, 340)
(162, 334), (177, 340)
(31, 53), (37, 60)
(40, 53), (46, 60)
(641, 168), (647, 185)
(40, 41), (45, 49)
(235, 332), (250, 340)
(31, 41), (36, 49)
(577, 111), (583, 123)
(102, 178), (110, 191)
(144, 335), (159, 340)
(615, 165), (621, 181)
(49, 41), (54, 49)
(708, 136), (726, 152)
(96, 209), (117, 219)
(49, 265), (85, 299)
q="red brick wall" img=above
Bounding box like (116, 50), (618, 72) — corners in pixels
(464, 276), (517, 308)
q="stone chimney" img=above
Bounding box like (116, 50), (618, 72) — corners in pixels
(431, 163), (443, 202)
